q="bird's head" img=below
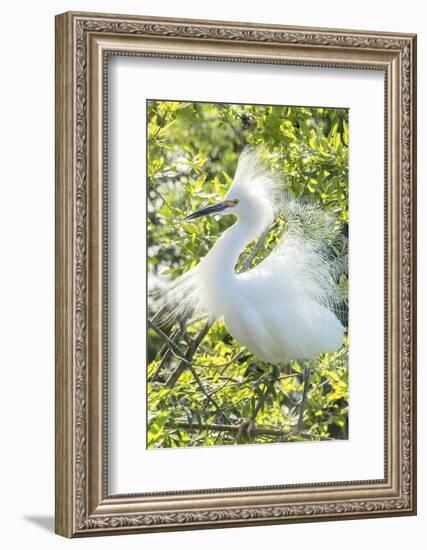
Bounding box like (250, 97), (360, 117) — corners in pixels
(185, 146), (279, 228)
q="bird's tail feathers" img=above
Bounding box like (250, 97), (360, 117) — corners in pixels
(148, 263), (209, 329)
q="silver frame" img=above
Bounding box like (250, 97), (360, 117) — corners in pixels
(55, 11), (417, 537)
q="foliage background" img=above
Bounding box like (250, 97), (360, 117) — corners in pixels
(147, 100), (349, 448)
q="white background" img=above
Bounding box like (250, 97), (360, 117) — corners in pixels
(109, 59), (385, 493)
(0, 1), (424, 549)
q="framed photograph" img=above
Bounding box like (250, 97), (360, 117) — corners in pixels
(55, 11), (417, 537)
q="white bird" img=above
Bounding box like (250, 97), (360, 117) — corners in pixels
(153, 146), (346, 366)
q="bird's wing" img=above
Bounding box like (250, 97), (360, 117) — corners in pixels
(245, 199), (348, 318)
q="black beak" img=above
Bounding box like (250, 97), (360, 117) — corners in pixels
(185, 200), (230, 221)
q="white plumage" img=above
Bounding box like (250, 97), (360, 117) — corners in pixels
(153, 146), (346, 365)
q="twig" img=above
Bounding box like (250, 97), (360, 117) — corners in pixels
(251, 385), (269, 421)
(205, 363), (247, 397)
(278, 373), (301, 381)
(221, 395), (251, 412)
(148, 319), (243, 372)
(186, 364), (227, 421)
(149, 185), (178, 213)
(150, 325), (183, 382)
(148, 319), (203, 366)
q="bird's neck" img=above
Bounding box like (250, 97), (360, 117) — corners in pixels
(205, 217), (264, 278)
(197, 217), (266, 318)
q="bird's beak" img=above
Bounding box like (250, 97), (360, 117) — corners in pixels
(185, 199), (238, 221)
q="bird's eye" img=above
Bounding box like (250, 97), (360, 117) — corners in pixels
(224, 198), (239, 208)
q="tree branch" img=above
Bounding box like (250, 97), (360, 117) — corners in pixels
(169, 421), (334, 442)
(149, 325), (183, 382)
(148, 319), (241, 372)
(171, 420), (294, 439)
(165, 321), (212, 387)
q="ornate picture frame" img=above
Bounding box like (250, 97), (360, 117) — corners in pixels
(55, 11), (417, 537)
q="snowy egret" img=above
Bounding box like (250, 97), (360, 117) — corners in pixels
(154, 146), (346, 368)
